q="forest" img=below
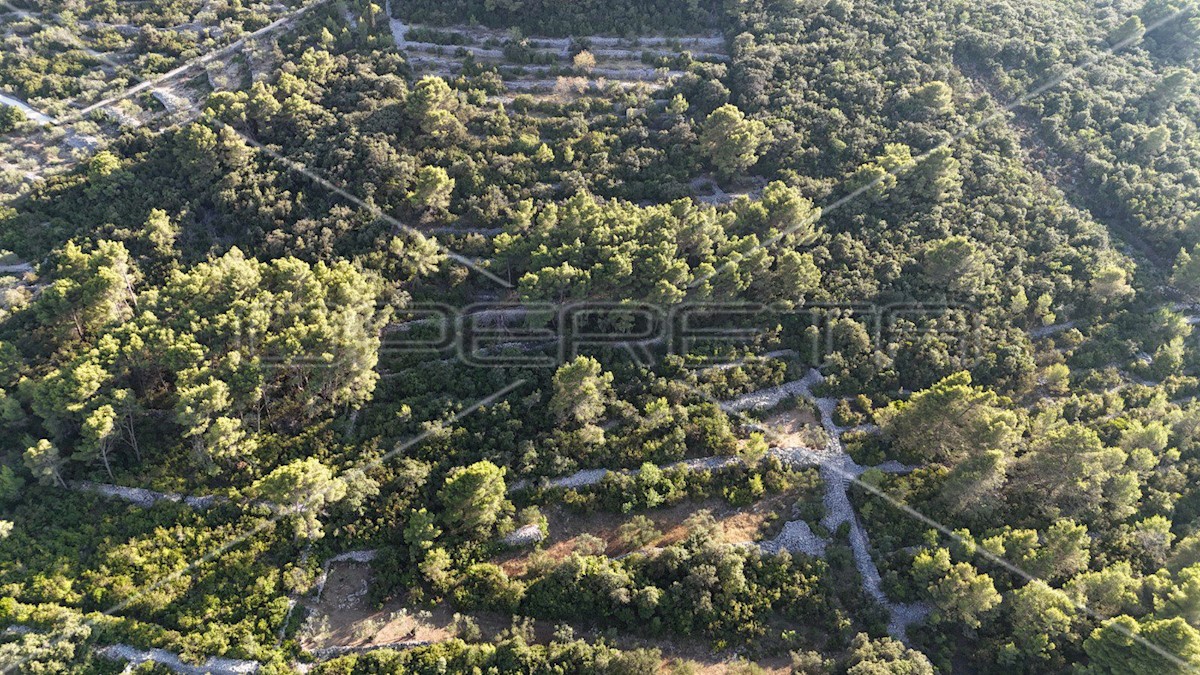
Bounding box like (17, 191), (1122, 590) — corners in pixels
(0, 0), (1199, 672)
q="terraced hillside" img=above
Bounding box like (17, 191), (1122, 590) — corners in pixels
(386, 3), (728, 102)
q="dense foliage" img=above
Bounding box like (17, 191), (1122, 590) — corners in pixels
(2, 0), (1200, 671)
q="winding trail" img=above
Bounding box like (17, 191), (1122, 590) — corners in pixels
(68, 480), (281, 511)
(98, 645), (259, 674)
(69, 480), (224, 508)
(384, 0), (408, 49)
(507, 442), (909, 494)
(0, 92), (55, 124)
(812, 393), (929, 641)
(0, 89), (98, 149)
(1028, 320), (1077, 339)
(2, 624), (261, 674)
(508, 368), (926, 642)
(0, 262), (33, 274)
(721, 370), (929, 643)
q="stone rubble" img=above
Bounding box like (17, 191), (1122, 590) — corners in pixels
(501, 523), (546, 547)
(70, 481), (221, 509)
(756, 520), (826, 557)
(97, 645), (259, 675)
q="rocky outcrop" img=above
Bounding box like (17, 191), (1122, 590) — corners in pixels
(501, 523), (546, 548)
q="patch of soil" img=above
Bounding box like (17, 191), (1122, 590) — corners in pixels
(300, 563), (450, 649)
(304, 550), (799, 673)
(686, 659), (792, 675)
(762, 409), (824, 448)
(302, 563), (540, 651)
(496, 493), (798, 577)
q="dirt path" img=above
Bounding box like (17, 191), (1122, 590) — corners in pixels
(806, 375), (929, 643)
(1028, 319), (1078, 339)
(69, 480), (223, 508)
(1, 622), (261, 674)
(508, 449), (820, 493)
(384, 0), (408, 49)
(0, 92), (55, 124)
(723, 369), (929, 643)
(98, 645), (259, 674)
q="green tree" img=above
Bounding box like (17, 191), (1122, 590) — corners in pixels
(999, 580), (1077, 665)
(938, 448), (1008, 516)
(34, 240), (137, 343)
(1157, 564), (1200, 627)
(251, 458), (348, 540)
(420, 547), (455, 592)
(765, 250), (821, 307)
(922, 236), (984, 295)
(143, 208), (179, 258)
(907, 146), (962, 202)
(24, 439), (65, 488)
(550, 356), (614, 428)
(1016, 420), (1140, 522)
(390, 233), (447, 279)
(404, 508), (443, 559)
(0, 104), (27, 133)
(26, 355), (111, 443)
(847, 143), (915, 198)
(908, 81), (954, 116)
(1091, 265), (1135, 304)
(913, 547), (1001, 629)
(844, 632), (934, 674)
(1154, 69), (1192, 100)
(1066, 562), (1143, 618)
(699, 104), (768, 179)
(1170, 245), (1200, 299)
(1140, 125), (1172, 157)
(409, 76), (466, 142)
(1083, 615), (1200, 674)
(617, 514), (661, 549)
(80, 404), (118, 479)
(439, 460), (509, 539)
(409, 165), (456, 218)
(1108, 15), (1147, 46)
(667, 93), (689, 116)
(756, 181), (822, 243)
(1170, 533), (1200, 573)
(158, 249), (390, 424)
(1033, 520), (1092, 581)
(0, 465), (23, 503)
(175, 378), (236, 460)
(877, 371), (1020, 465)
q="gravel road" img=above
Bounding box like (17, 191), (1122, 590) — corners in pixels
(800, 370), (930, 643)
(385, 0), (408, 48)
(721, 370), (820, 412)
(99, 645), (259, 674)
(70, 480), (220, 508)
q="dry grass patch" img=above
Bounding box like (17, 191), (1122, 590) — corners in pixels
(497, 491), (799, 577)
